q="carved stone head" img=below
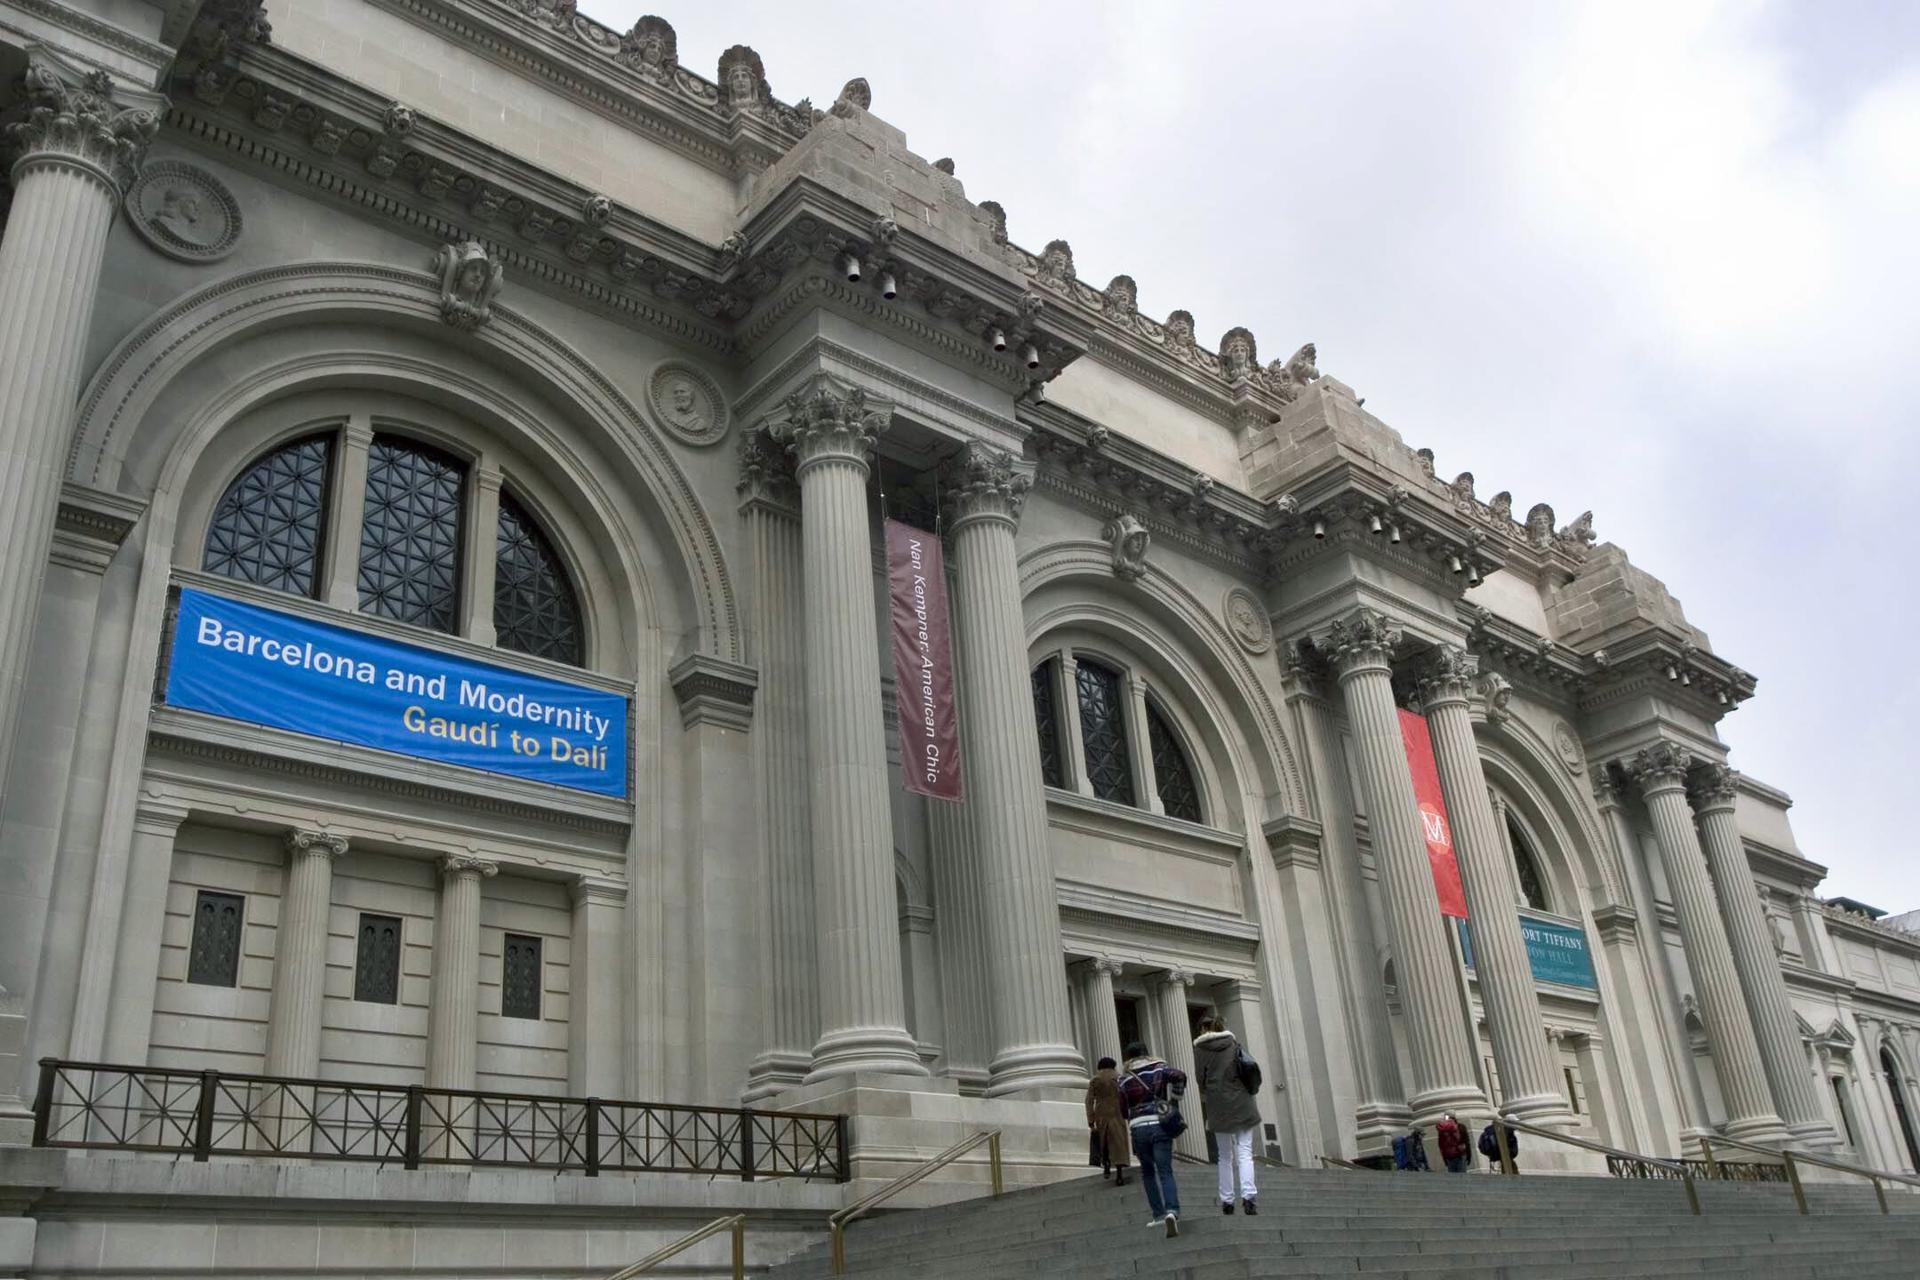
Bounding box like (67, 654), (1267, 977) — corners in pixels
(1220, 327), (1258, 382)
(1037, 238), (1074, 287)
(836, 77), (872, 112)
(1102, 513), (1151, 582)
(1525, 502), (1556, 548)
(978, 200), (1008, 245)
(1165, 309), (1195, 355)
(434, 239), (503, 331)
(1103, 274), (1137, 320)
(621, 16), (677, 76)
(717, 45), (768, 113)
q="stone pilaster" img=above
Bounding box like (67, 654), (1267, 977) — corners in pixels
(929, 796), (991, 1092)
(1080, 957), (1124, 1067)
(1321, 611), (1484, 1126)
(98, 799), (190, 1064)
(770, 383), (923, 1080)
(0, 53), (158, 806)
(1419, 647), (1570, 1129)
(1148, 968), (1207, 1159)
(568, 876), (625, 1097)
(944, 444), (1082, 1094)
(427, 855), (495, 1090)
(264, 831), (347, 1078)
(1627, 744), (1787, 1144)
(1689, 765), (1837, 1149)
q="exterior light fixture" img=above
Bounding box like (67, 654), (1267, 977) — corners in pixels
(878, 271), (897, 300)
(1466, 564), (1482, 585)
(1390, 524), (1402, 544)
(837, 252), (862, 282)
(1681, 671), (1692, 686)
(1717, 689), (1729, 705)
(1018, 342), (1040, 370)
(987, 326), (1007, 352)
(1666, 665), (1679, 681)
(1449, 554), (1465, 575)
(1312, 518), (1327, 540)
(1369, 513), (1384, 535)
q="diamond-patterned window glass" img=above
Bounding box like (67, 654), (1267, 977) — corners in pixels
(354, 913), (402, 1005)
(1074, 658), (1135, 807)
(494, 491), (584, 665)
(502, 933), (543, 1020)
(358, 436), (467, 633)
(1031, 660), (1064, 789)
(1146, 699), (1202, 823)
(1506, 810), (1551, 912)
(187, 890), (244, 988)
(202, 434), (334, 597)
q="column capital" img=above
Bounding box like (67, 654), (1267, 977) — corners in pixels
(1687, 762), (1740, 813)
(1417, 644), (1480, 708)
(284, 829), (349, 861)
(1092, 955), (1126, 978)
(1625, 741), (1695, 795)
(1319, 608), (1404, 677)
(1591, 768), (1632, 811)
(4, 50), (162, 193)
(1155, 967), (1195, 990)
(440, 854), (499, 880)
(736, 429), (798, 512)
(769, 381), (889, 475)
(942, 442), (1030, 531)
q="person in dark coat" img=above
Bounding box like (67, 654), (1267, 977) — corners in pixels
(1085, 1056), (1130, 1186)
(1116, 1040), (1188, 1236)
(1435, 1113), (1471, 1173)
(1192, 1015), (1262, 1214)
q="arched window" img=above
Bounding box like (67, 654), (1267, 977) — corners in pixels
(1031, 659), (1064, 788)
(1884, 1047), (1920, 1171)
(1506, 810), (1550, 912)
(1074, 658), (1134, 806)
(1145, 699), (1201, 823)
(202, 433), (333, 597)
(494, 491), (584, 665)
(357, 435), (467, 633)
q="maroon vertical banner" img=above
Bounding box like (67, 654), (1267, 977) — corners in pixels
(885, 518), (964, 801)
(1397, 708), (1468, 919)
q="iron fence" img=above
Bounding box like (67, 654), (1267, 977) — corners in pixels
(1607, 1152), (1788, 1184)
(30, 1058), (847, 1182)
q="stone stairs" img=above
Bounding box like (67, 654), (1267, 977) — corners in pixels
(769, 1164), (1920, 1279)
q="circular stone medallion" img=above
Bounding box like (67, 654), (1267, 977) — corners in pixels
(1223, 587), (1272, 654)
(646, 361), (729, 447)
(125, 161), (243, 263)
(1553, 720), (1586, 774)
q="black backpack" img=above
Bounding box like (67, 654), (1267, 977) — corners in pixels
(1233, 1045), (1263, 1094)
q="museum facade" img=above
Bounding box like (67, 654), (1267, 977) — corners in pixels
(1, 0), (1919, 1272)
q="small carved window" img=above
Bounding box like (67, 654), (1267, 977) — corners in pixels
(1031, 660), (1064, 789)
(1506, 811), (1551, 912)
(187, 890), (245, 988)
(358, 436), (466, 632)
(494, 491), (584, 665)
(1075, 658), (1135, 807)
(354, 913), (402, 1005)
(1145, 699), (1202, 823)
(203, 434), (334, 596)
(502, 933), (543, 1020)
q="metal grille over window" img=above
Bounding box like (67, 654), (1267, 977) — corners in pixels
(494, 492), (584, 665)
(187, 890), (244, 988)
(202, 434), (333, 597)
(502, 933), (542, 1020)
(1145, 700), (1201, 822)
(354, 913), (402, 1004)
(1506, 811), (1550, 911)
(1031, 660), (1063, 788)
(1074, 658), (1134, 806)
(358, 436), (466, 632)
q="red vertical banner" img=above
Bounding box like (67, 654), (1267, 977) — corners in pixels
(885, 518), (964, 801)
(1397, 708), (1468, 919)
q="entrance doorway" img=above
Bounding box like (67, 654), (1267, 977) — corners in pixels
(1116, 996), (1144, 1057)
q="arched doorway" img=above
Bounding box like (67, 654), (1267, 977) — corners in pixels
(1882, 1047), (1920, 1171)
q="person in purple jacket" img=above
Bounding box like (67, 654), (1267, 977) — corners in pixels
(1117, 1039), (1190, 1236)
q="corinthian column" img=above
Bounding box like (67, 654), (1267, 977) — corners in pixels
(1321, 611), (1483, 1126)
(0, 54), (158, 803)
(427, 855), (495, 1090)
(770, 384), (924, 1079)
(1419, 648), (1572, 1129)
(265, 831), (347, 1078)
(1690, 764), (1836, 1149)
(1148, 969), (1207, 1159)
(1628, 744), (1787, 1144)
(944, 445), (1083, 1094)
(1080, 957), (1124, 1068)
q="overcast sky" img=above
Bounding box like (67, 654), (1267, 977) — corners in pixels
(585, 1), (1920, 907)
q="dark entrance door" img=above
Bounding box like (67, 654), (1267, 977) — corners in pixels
(1116, 996), (1143, 1057)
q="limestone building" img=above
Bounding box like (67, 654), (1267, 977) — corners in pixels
(1, 0), (1918, 1272)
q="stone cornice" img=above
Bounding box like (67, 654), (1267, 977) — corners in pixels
(0, 0), (176, 73)
(1058, 884), (1262, 952)
(667, 653), (757, 731)
(1823, 905), (1920, 958)
(1781, 962), (1858, 999)
(1743, 838), (1827, 889)
(51, 481), (145, 574)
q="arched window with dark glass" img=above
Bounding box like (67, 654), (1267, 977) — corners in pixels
(1145, 699), (1201, 823)
(1074, 658), (1134, 806)
(358, 435), (466, 633)
(494, 491), (584, 665)
(203, 433), (334, 597)
(1031, 659), (1064, 788)
(1506, 810), (1550, 912)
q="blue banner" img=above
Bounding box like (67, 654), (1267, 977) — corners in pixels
(1457, 914), (1597, 990)
(164, 588), (628, 798)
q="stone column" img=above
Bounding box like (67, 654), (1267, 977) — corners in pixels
(264, 831), (347, 1078)
(1627, 744), (1787, 1144)
(944, 445), (1083, 1094)
(1419, 647), (1572, 1129)
(1124, 674), (1162, 814)
(1149, 968), (1207, 1158)
(427, 855), (495, 1091)
(462, 466), (503, 646)
(770, 384), (923, 1079)
(1689, 765), (1836, 1149)
(1081, 957), (1124, 1067)
(99, 799), (190, 1064)
(1320, 611), (1483, 1126)
(568, 876), (625, 1098)
(323, 418), (373, 610)
(929, 797), (991, 1092)
(0, 55), (157, 803)
(900, 902), (944, 1065)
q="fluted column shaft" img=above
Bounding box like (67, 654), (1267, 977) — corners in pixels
(1420, 651), (1571, 1127)
(1692, 769), (1835, 1147)
(772, 385), (923, 1079)
(1149, 969), (1207, 1158)
(946, 446), (1083, 1094)
(1629, 745), (1786, 1143)
(1323, 612), (1483, 1126)
(428, 856), (495, 1090)
(930, 797), (992, 1091)
(0, 61), (157, 803)
(1081, 958), (1124, 1067)
(265, 832), (347, 1077)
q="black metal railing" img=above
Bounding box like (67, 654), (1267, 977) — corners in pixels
(31, 1058), (847, 1182)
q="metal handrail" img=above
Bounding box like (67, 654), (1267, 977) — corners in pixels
(1494, 1117), (1701, 1215)
(1700, 1133), (1920, 1216)
(606, 1215), (744, 1280)
(828, 1130), (1002, 1274)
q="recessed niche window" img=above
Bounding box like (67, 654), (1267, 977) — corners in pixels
(502, 933), (543, 1020)
(186, 890), (245, 988)
(353, 913), (402, 1005)
(1029, 647), (1206, 824)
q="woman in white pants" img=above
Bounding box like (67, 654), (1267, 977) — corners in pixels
(1192, 1015), (1263, 1214)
